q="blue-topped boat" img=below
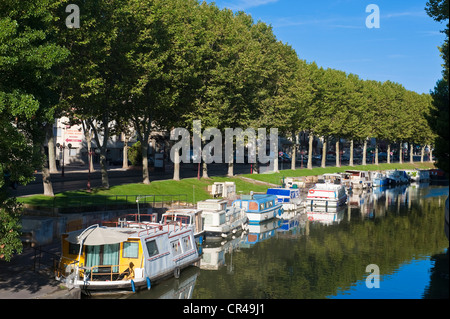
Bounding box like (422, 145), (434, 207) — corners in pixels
(232, 194), (283, 225)
(266, 188), (303, 211)
(371, 172), (388, 187)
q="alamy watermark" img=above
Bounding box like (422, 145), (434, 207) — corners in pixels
(366, 264), (380, 289)
(366, 4), (380, 29)
(65, 4), (80, 28)
(170, 120), (278, 165)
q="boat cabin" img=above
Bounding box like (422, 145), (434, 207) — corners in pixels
(232, 194), (283, 224)
(197, 199), (247, 238)
(161, 208), (204, 240)
(57, 218), (200, 294)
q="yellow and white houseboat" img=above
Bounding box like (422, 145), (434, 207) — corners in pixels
(56, 214), (200, 294)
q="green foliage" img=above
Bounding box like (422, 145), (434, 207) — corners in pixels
(426, 0), (449, 174)
(127, 141), (142, 166)
(0, 198), (23, 261)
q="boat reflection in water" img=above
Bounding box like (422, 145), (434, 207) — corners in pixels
(128, 183), (448, 299)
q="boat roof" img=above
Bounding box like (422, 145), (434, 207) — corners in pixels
(65, 221), (192, 246)
(267, 188), (298, 196)
(238, 194), (277, 202)
(313, 183), (344, 190)
(163, 208), (202, 215)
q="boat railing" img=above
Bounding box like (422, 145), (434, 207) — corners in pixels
(80, 264), (136, 282)
(137, 220), (186, 237)
(101, 214), (159, 228)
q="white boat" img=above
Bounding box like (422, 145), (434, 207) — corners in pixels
(306, 182), (347, 207)
(232, 194), (283, 225)
(345, 170), (372, 189)
(386, 170), (410, 185)
(266, 187), (304, 211)
(306, 206), (346, 225)
(161, 208), (204, 241)
(196, 199), (248, 239)
(404, 169), (430, 182)
(371, 172), (388, 187)
(57, 219), (200, 294)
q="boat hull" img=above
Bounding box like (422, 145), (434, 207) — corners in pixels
(203, 217), (248, 238)
(306, 196), (347, 207)
(247, 208), (282, 225)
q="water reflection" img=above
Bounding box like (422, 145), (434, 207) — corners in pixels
(131, 184), (449, 299)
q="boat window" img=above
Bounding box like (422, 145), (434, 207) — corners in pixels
(123, 241), (139, 259)
(171, 240), (182, 256)
(219, 213), (226, 225)
(182, 236), (192, 251)
(146, 240), (159, 257)
(86, 244), (119, 273)
(260, 203), (265, 210)
(249, 202), (258, 211)
(68, 242), (80, 255)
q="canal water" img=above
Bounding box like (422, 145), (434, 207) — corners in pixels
(129, 184), (449, 299)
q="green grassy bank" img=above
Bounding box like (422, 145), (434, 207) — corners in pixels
(18, 162), (435, 209)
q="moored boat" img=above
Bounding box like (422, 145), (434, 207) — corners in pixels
(371, 172), (388, 187)
(266, 187), (304, 211)
(306, 182), (347, 207)
(56, 218), (200, 294)
(385, 169), (410, 185)
(232, 194), (283, 225)
(161, 208), (204, 241)
(196, 199), (248, 239)
(404, 169), (430, 182)
(429, 169), (448, 184)
(345, 170), (372, 189)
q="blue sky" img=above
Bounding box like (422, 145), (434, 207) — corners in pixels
(206, 0), (447, 94)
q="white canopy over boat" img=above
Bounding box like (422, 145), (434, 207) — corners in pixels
(66, 225), (131, 246)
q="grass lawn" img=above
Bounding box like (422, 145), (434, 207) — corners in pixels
(17, 176), (270, 209)
(18, 162), (435, 209)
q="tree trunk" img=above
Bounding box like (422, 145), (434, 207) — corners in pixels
(99, 152), (109, 188)
(173, 148), (180, 181)
(291, 131), (297, 170)
(202, 161), (209, 178)
(46, 124), (58, 173)
(375, 142), (379, 165)
(82, 121), (94, 172)
(321, 137), (327, 168)
(399, 141), (403, 164)
(335, 138), (340, 168)
(429, 145), (433, 162)
(410, 142), (414, 164)
(40, 143), (54, 197)
(122, 133), (129, 170)
(307, 133), (313, 170)
(387, 144), (391, 164)
(273, 149), (279, 173)
(228, 162), (234, 177)
(89, 118), (110, 189)
(362, 139), (367, 165)
(349, 139), (354, 166)
(142, 142), (150, 184)
(420, 145), (425, 163)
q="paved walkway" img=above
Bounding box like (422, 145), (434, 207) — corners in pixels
(0, 242), (78, 299)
